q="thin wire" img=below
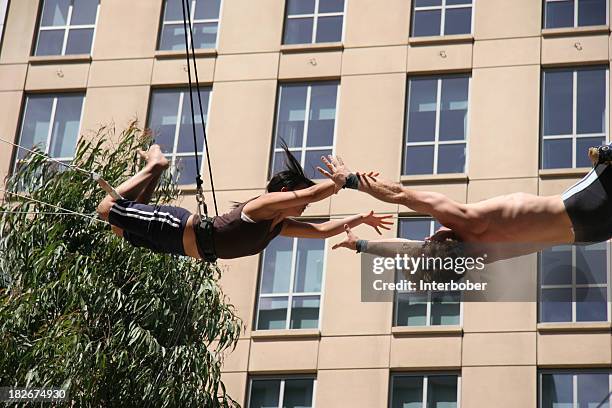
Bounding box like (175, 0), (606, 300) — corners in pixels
(0, 136), (93, 177)
(0, 211), (83, 216)
(596, 390), (612, 408)
(0, 188), (104, 224)
(183, 0), (218, 217)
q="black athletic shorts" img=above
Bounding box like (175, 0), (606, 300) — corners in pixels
(562, 163), (612, 243)
(108, 198), (191, 256)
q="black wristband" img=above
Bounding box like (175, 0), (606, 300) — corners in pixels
(343, 173), (359, 190)
(356, 239), (368, 253)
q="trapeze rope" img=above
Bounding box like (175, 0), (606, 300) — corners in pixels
(0, 188), (104, 224)
(180, 0), (218, 217)
(0, 136), (122, 200)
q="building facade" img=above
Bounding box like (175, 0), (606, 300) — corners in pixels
(1, 0), (611, 406)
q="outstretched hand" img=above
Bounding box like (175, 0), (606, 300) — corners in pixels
(332, 224), (359, 250)
(317, 155), (352, 189)
(362, 210), (393, 235)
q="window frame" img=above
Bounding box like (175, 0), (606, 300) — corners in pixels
(543, 0), (610, 29)
(146, 87), (213, 186)
(14, 92), (86, 173)
(246, 375), (317, 408)
(157, 0), (224, 51)
(0, 0), (9, 52)
(403, 74), (471, 176)
(282, 0), (347, 45)
(393, 217), (464, 327)
(538, 243), (611, 323)
(540, 66), (609, 169)
(389, 372), (462, 408)
(538, 370), (612, 408)
(34, 0), (100, 56)
(254, 225), (329, 331)
(269, 81), (340, 181)
(410, 0), (475, 37)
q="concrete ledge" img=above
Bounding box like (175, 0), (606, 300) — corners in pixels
(542, 25), (610, 38)
(538, 168), (590, 179)
(409, 34), (474, 46)
(154, 49), (217, 59)
(251, 329), (321, 340)
(29, 54), (92, 65)
(401, 173), (469, 185)
(392, 325), (463, 336)
(537, 322), (611, 333)
(280, 42), (344, 54)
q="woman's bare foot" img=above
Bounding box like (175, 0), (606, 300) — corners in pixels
(138, 145), (169, 171)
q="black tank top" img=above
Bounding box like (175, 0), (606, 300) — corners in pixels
(200, 201), (284, 259)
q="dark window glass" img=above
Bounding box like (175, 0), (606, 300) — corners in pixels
(444, 7), (471, 35)
(578, 0), (607, 26)
(315, 15), (343, 42)
(545, 0), (575, 28)
(412, 9), (442, 36)
(284, 17), (314, 44)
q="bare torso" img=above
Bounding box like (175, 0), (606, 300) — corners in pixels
(452, 193), (575, 258)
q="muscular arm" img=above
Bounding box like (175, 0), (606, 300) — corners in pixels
(357, 174), (471, 230)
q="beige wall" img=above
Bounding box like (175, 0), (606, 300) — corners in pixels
(1, 1), (611, 407)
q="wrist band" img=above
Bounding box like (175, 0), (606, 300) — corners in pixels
(343, 173), (359, 190)
(356, 239), (368, 253)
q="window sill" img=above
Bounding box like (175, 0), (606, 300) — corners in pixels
(154, 49), (217, 60)
(408, 34), (474, 46)
(537, 322), (611, 333)
(542, 25), (610, 38)
(392, 325), (463, 336)
(251, 329), (321, 340)
(538, 168), (591, 179)
(400, 173), (469, 185)
(280, 42), (344, 54)
(29, 54), (92, 65)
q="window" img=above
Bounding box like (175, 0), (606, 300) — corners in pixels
(404, 75), (469, 176)
(147, 88), (212, 185)
(394, 218), (462, 327)
(539, 243), (609, 323)
(158, 0), (222, 51)
(541, 67), (608, 169)
(282, 0), (345, 45)
(411, 0), (473, 37)
(248, 377), (315, 408)
(0, 0), (8, 48)
(255, 227), (326, 330)
(34, 0), (99, 56)
(540, 371), (612, 408)
(544, 0), (607, 28)
(15, 94), (85, 170)
(390, 373), (460, 408)
(270, 82), (338, 180)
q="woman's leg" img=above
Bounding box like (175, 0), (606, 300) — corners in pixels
(97, 145), (203, 259)
(96, 144), (169, 222)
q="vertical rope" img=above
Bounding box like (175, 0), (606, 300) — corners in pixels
(182, 0), (219, 217)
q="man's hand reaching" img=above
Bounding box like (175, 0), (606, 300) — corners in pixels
(317, 155), (352, 189)
(332, 224), (360, 251)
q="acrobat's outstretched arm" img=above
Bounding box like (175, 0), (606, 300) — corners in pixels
(332, 224), (421, 257)
(280, 211), (393, 239)
(318, 155), (472, 231)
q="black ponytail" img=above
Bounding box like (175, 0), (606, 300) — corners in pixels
(267, 139), (315, 192)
